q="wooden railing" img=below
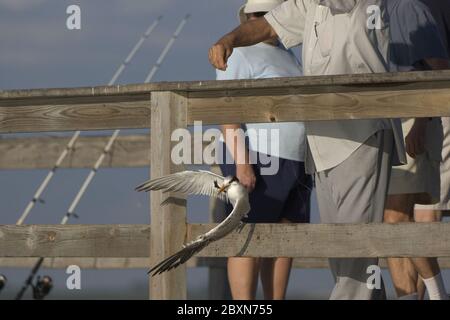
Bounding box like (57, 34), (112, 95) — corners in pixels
(1, 70), (450, 299)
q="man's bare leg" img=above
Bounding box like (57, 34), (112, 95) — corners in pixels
(260, 258), (293, 300)
(384, 194), (418, 298)
(260, 219), (294, 300)
(417, 276), (426, 300)
(387, 257), (419, 298)
(385, 194), (447, 299)
(414, 209), (444, 299)
(227, 257), (260, 300)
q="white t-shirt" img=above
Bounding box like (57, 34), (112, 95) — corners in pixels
(216, 42), (306, 162)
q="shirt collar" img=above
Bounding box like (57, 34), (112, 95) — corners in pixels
(313, 0), (358, 14)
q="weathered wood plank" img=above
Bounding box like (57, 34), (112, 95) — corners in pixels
(1, 223), (450, 258)
(191, 223), (450, 258)
(3, 257), (450, 270)
(2, 257), (450, 270)
(0, 96), (151, 133)
(188, 88), (450, 125)
(149, 92), (188, 299)
(0, 257), (211, 269)
(0, 257), (121, 269)
(290, 257), (450, 269)
(2, 70), (450, 99)
(0, 225), (150, 257)
(2, 71), (450, 133)
(0, 134), (213, 170)
(0, 134), (150, 169)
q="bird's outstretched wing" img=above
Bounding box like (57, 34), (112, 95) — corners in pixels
(135, 170), (227, 201)
(148, 239), (210, 276)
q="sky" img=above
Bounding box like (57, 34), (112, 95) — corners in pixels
(0, 0), (245, 89)
(0, 0), (448, 300)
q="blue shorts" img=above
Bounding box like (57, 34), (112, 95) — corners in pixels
(219, 151), (312, 223)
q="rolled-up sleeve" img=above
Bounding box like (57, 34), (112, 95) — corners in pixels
(264, 0), (308, 49)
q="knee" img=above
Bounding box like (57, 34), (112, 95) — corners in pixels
(414, 210), (442, 222)
(384, 194), (415, 223)
(384, 210), (412, 223)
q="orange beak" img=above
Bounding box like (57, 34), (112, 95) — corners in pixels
(218, 184), (228, 194)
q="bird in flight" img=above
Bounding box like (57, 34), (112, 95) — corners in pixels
(135, 170), (250, 276)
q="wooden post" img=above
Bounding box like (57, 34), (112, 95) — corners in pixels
(208, 165), (232, 300)
(149, 91), (188, 299)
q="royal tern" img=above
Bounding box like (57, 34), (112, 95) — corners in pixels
(135, 170), (250, 276)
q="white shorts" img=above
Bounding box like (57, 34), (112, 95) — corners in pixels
(388, 118), (442, 204)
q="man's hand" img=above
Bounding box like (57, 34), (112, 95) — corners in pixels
(209, 18), (278, 71)
(405, 118), (427, 158)
(209, 37), (234, 71)
(236, 163), (256, 192)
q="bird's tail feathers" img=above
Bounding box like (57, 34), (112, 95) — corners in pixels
(147, 239), (209, 276)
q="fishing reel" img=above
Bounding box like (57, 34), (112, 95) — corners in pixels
(32, 275), (53, 300)
(0, 274), (7, 292)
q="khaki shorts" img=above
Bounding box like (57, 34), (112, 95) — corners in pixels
(388, 118), (442, 204)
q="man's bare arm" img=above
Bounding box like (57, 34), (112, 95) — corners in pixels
(412, 58), (450, 73)
(209, 17), (278, 71)
(220, 124), (256, 192)
(421, 58), (450, 70)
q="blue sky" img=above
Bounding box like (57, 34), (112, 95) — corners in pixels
(0, 0), (448, 300)
(0, 0), (244, 89)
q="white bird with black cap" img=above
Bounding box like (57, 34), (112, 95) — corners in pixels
(135, 170), (250, 276)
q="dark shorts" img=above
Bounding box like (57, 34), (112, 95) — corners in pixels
(219, 151), (312, 223)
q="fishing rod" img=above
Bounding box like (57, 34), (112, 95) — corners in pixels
(15, 14), (190, 300)
(14, 16), (163, 300)
(15, 16), (163, 226)
(145, 14), (190, 82)
(62, 14), (190, 226)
